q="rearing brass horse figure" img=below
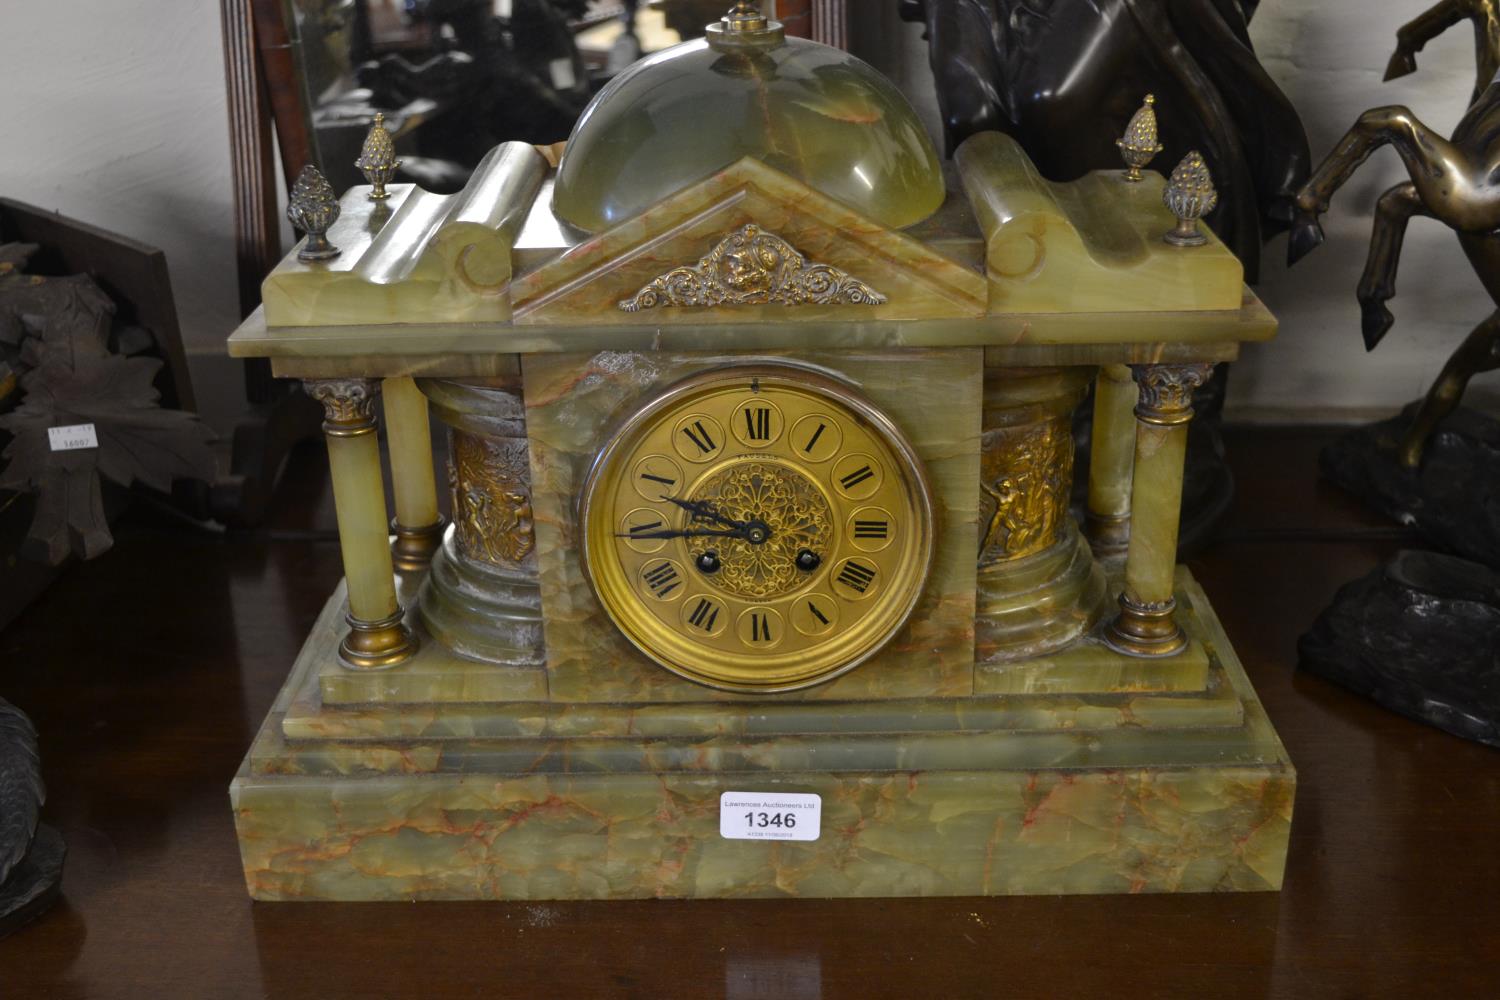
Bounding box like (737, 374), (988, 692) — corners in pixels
(1290, 27), (1500, 468)
(1385, 0), (1500, 106)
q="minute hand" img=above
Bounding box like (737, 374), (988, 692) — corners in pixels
(616, 526), (749, 541)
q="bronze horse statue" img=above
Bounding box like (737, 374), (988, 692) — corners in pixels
(1385, 0), (1500, 107)
(1290, 10), (1500, 469)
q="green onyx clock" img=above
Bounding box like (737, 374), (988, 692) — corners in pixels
(579, 365), (936, 692)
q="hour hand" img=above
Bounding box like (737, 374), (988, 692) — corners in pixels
(660, 496), (749, 530)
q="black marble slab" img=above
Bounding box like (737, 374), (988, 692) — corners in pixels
(1320, 406), (1500, 569)
(1299, 550), (1500, 749)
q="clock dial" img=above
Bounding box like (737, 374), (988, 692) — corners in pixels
(580, 365), (935, 692)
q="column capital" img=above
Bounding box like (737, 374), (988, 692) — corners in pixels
(1130, 363), (1216, 427)
(306, 378), (380, 434)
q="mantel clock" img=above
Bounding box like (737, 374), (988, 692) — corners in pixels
(226, 3), (1295, 901)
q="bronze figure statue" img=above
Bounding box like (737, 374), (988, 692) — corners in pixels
(1295, 4), (1500, 752)
(0, 697), (63, 937)
(1290, 76), (1500, 468)
(1385, 0), (1500, 107)
(898, 0), (1310, 281)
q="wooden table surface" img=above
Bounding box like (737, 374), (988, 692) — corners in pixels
(1, 427), (1496, 999)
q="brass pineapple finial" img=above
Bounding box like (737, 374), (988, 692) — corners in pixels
(1162, 151), (1218, 247)
(355, 112), (401, 201)
(287, 165), (342, 262)
(1117, 94), (1163, 182)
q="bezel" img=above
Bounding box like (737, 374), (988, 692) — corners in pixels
(578, 362), (936, 692)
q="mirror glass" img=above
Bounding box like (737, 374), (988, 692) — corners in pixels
(284, 0), (736, 193)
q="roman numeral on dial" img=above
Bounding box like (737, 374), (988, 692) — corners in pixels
(736, 607), (783, 648)
(672, 414), (725, 464)
(732, 400), (782, 447)
(791, 413), (841, 463)
(834, 559), (878, 598)
(833, 454), (881, 499)
(792, 592), (840, 636)
(679, 594), (727, 636)
(642, 561), (682, 599)
(688, 598), (719, 631)
(744, 407), (772, 441)
(682, 420), (716, 455)
(840, 466), (874, 490)
(632, 455), (684, 502)
(620, 508), (671, 553)
(848, 506), (895, 553)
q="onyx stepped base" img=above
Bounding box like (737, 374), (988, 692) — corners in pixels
(231, 570), (1293, 900)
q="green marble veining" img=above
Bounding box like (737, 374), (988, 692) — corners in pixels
(230, 296), (1273, 367)
(234, 764), (1291, 900)
(522, 349), (981, 703)
(977, 633), (1210, 695)
(516, 158), (987, 325)
(262, 143), (547, 327)
(316, 577), (547, 706)
(956, 132), (1244, 313)
(975, 526), (1111, 664)
(233, 571), (1293, 899)
(1124, 421), (1190, 605)
(279, 644), (1237, 756)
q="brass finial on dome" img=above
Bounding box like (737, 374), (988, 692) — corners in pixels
(725, 1), (768, 30)
(1117, 94), (1163, 182)
(287, 165), (342, 262)
(707, 1), (783, 47)
(1162, 151), (1218, 247)
(355, 112), (401, 201)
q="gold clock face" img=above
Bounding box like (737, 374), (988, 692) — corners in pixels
(579, 365), (934, 692)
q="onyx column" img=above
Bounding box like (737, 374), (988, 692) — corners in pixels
(1104, 363), (1215, 657)
(306, 378), (417, 669)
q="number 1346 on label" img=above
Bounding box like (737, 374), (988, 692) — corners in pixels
(719, 791), (822, 842)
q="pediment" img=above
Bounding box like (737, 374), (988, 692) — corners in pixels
(511, 158), (987, 325)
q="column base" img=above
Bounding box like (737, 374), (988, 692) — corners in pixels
(338, 609), (419, 669)
(1084, 510), (1130, 556)
(391, 516), (447, 573)
(1104, 595), (1187, 658)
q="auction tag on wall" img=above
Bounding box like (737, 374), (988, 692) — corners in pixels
(720, 792), (821, 842)
(48, 423), (99, 452)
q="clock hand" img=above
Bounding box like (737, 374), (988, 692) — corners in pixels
(616, 526), (751, 541)
(659, 496), (752, 531)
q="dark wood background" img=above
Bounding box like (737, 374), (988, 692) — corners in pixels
(1, 427), (1496, 999)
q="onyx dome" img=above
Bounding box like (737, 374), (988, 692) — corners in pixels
(551, 31), (945, 234)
